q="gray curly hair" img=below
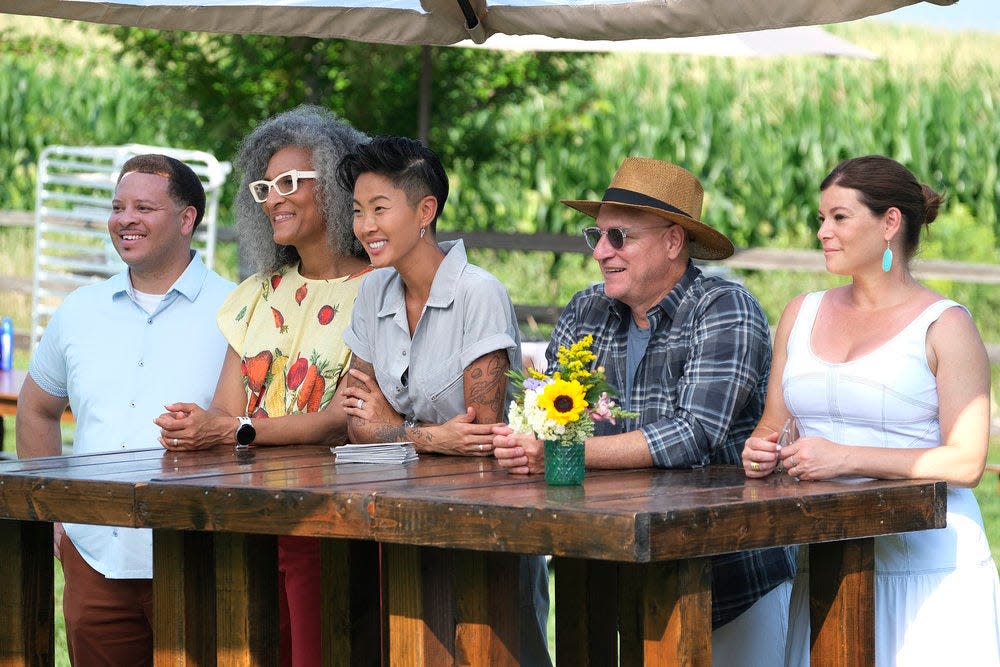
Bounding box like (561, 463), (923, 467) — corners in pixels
(234, 105), (369, 274)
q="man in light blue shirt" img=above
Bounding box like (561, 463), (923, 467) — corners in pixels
(16, 154), (234, 666)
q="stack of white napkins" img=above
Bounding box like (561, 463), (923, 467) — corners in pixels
(332, 442), (418, 464)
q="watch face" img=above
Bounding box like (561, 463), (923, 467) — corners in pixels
(236, 422), (256, 446)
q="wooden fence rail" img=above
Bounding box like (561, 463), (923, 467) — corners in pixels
(3, 210), (999, 361)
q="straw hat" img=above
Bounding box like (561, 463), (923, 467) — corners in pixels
(561, 157), (735, 260)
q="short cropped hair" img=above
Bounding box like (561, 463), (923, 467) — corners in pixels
(118, 154), (206, 230)
(336, 136), (449, 232)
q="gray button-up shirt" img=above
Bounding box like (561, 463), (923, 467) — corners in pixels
(344, 240), (522, 424)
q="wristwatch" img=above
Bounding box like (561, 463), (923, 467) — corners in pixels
(235, 416), (256, 448)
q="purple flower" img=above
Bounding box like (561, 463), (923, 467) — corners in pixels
(523, 377), (547, 392)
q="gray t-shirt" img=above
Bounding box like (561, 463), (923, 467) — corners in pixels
(625, 317), (652, 411)
(343, 239), (522, 424)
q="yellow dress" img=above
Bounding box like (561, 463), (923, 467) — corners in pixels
(217, 262), (372, 417)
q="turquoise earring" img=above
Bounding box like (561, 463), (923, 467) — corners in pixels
(882, 241), (893, 273)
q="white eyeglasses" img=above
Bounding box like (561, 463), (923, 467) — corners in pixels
(249, 169), (317, 203)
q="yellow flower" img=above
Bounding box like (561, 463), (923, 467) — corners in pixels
(556, 334), (598, 387)
(526, 367), (549, 381)
(537, 378), (588, 425)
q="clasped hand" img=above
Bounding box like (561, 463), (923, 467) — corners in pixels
(155, 403), (226, 450)
(492, 426), (545, 474)
(743, 432), (840, 481)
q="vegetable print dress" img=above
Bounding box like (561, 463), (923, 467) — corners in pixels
(218, 262), (371, 420)
(216, 261), (371, 666)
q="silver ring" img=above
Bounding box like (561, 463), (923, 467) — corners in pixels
(173, 438), (178, 447)
(480, 444), (486, 452)
(357, 399), (365, 410)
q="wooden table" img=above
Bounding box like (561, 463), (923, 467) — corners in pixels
(0, 446), (945, 666)
(0, 369), (27, 454)
(0, 368), (27, 418)
(0, 369), (74, 454)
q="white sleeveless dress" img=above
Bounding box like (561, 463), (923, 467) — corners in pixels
(782, 291), (1000, 667)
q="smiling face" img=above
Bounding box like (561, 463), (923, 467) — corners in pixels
(817, 184), (889, 276)
(352, 171), (436, 269)
(108, 171), (195, 291)
(591, 204), (685, 316)
(260, 146), (326, 250)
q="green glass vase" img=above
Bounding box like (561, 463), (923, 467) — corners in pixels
(544, 440), (585, 485)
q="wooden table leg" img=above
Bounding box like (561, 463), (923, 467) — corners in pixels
(809, 538), (875, 667)
(384, 545), (520, 666)
(0, 520), (54, 666)
(213, 533), (278, 667)
(453, 550), (519, 666)
(553, 557), (617, 666)
(320, 539), (382, 667)
(154, 530), (278, 667)
(385, 544), (453, 665)
(153, 530), (216, 666)
(618, 558), (712, 666)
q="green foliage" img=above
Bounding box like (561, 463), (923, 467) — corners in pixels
(914, 205), (1000, 341)
(4, 19), (999, 254)
(920, 204), (1000, 264)
(104, 28), (594, 166)
(2, 18), (999, 340)
(0, 26), (202, 211)
(444, 23), (1000, 253)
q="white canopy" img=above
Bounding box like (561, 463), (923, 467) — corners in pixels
(0, 1), (956, 45)
(454, 26), (879, 59)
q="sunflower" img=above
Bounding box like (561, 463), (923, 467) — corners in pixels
(537, 378), (588, 425)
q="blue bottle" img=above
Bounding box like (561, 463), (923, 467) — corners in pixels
(1, 317), (13, 371)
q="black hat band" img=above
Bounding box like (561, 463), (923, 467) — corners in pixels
(602, 187), (694, 220)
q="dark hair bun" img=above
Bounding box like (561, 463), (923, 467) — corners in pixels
(921, 183), (944, 225)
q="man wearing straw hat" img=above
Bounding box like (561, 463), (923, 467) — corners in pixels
(494, 157), (795, 664)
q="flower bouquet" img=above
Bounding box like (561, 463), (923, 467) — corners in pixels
(507, 335), (636, 485)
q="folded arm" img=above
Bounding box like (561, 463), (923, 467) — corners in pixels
(344, 351), (507, 456)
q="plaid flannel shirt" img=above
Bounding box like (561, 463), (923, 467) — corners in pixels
(547, 262), (794, 628)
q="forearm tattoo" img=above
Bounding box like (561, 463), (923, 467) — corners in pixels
(373, 423), (407, 443)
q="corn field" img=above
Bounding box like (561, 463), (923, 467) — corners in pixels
(1, 19), (998, 254)
(449, 22), (1000, 253)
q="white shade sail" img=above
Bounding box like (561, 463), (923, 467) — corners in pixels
(454, 26), (879, 59)
(1, 1), (956, 45)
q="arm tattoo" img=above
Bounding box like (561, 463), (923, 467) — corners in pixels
(373, 423), (407, 443)
(466, 350), (508, 422)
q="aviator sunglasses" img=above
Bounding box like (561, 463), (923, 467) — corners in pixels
(249, 169), (317, 203)
(583, 223), (675, 250)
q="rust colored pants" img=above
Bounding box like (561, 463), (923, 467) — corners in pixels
(278, 535), (322, 667)
(61, 537), (153, 667)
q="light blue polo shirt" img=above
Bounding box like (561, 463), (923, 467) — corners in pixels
(344, 240), (522, 424)
(29, 252), (234, 579)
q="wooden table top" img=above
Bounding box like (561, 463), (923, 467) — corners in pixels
(0, 369), (26, 416)
(0, 446), (946, 562)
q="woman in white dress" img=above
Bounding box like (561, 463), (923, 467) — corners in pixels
(742, 155), (1000, 666)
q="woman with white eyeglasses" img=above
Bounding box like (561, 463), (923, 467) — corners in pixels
(155, 105), (370, 667)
